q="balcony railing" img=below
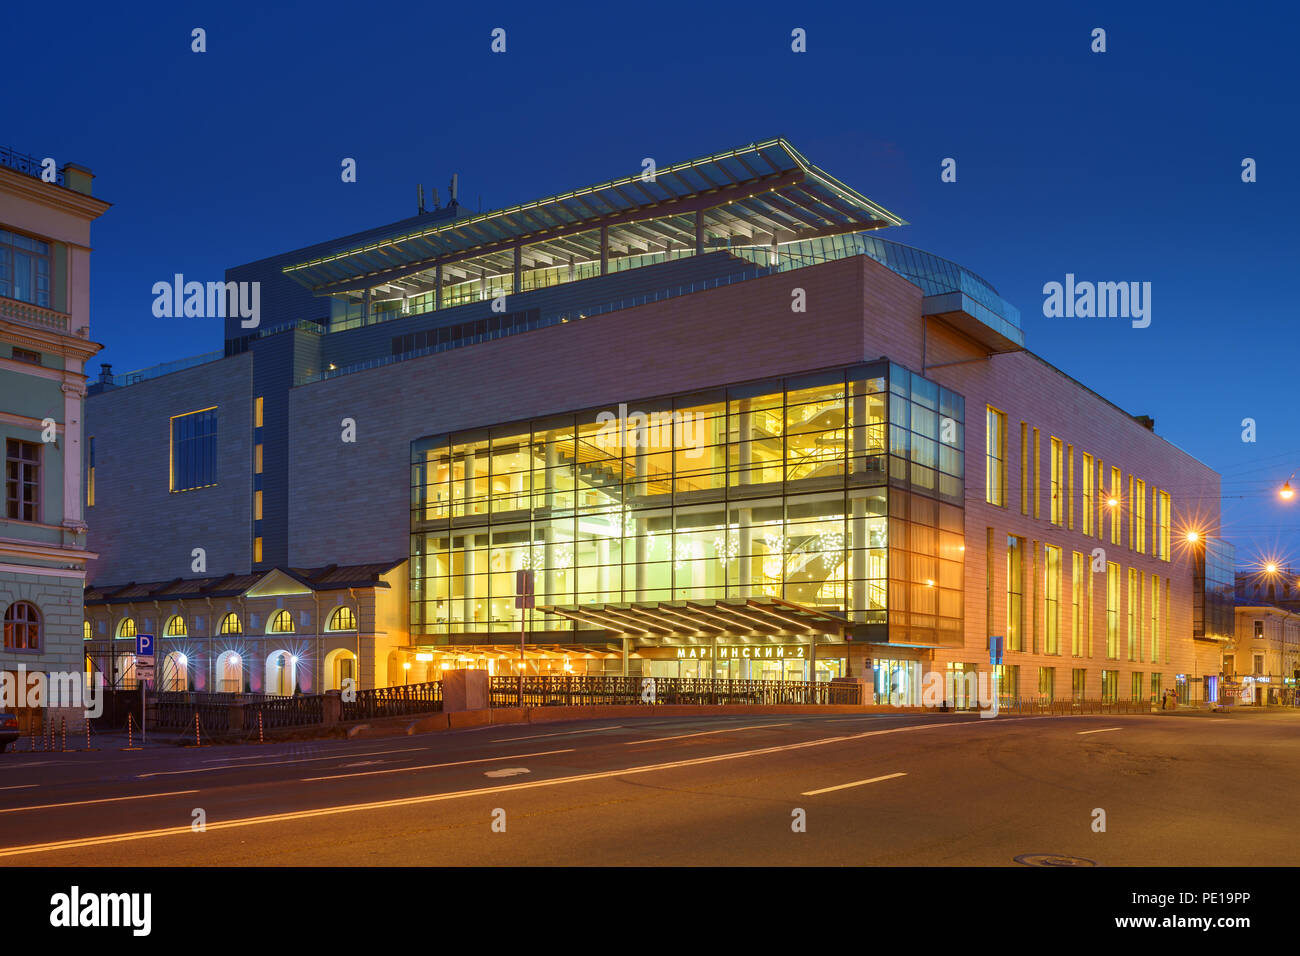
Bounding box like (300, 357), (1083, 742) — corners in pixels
(0, 295), (71, 334)
(0, 146), (64, 186)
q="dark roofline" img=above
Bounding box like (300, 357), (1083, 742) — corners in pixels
(85, 560), (405, 604)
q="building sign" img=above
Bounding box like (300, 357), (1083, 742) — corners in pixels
(676, 644), (807, 660)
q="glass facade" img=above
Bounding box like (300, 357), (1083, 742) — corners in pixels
(1193, 536), (1235, 642)
(410, 362), (964, 646)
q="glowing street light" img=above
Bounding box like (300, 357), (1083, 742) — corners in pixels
(1281, 478), (1295, 501)
(1185, 531), (1200, 544)
(1106, 497), (1119, 508)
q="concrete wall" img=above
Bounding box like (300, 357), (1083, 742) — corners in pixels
(84, 351), (254, 584)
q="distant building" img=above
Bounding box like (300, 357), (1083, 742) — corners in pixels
(1226, 605), (1300, 705)
(1235, 568), (1300, 612)
(0, 147), (109, 732)
(85, 138), (1226, 703)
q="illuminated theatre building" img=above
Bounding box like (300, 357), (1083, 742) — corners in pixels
(84, 139), (1230, 703)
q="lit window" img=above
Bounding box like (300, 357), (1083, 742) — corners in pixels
(253, 536), (263, 563)
(985, 407), (1006, 506)
(1081, 453), (1093, 535)
(3, 602), (40, 650)
(1007, 535), (1024, 652)
(1134, 479), (1146, 553)
(87, 436), (95, 507)
(6, 439), (40, 521)
(11, 347), (41, 365)
(254, 443), (263, 475)
(0, 229), (53, 307)
(1044, 545), (1061, 655)
(1049, 437), (1063, 526)
(117, 617), (137, 639)
(219, 612), (241, 635)
(254, 489), (262, 520)
(254, 396), (264, 429)
(328, 606), (357, 631)
(1110, 467), (1121, 545)
(83, 619), (91, 640)
(170, 407), (218, 492)
(270, 609), (294, 633)
(165, 615), (186, 636)
(1106, 563), (1120, 659)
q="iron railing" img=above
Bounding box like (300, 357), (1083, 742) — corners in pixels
(341, 681), (443, 721)
(991, 698), (1154, 715)
(152, 690), (322, 733)
(488, 675), (863, 707)
(0, 145), (63, 185)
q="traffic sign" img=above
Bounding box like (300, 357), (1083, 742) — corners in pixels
(135, 633), (155, 658)
(515, 569), (535, 609)
(135, 662), (156, 682)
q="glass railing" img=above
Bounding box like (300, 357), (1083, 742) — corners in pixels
(102, 350), (225, 387)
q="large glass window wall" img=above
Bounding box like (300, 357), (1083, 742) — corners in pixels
(411, 363), (964, 645)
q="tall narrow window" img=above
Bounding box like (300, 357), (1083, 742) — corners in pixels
(1159, 491), (1171, 560)
(1106, 561), (1120, 659)
(985, 407), (1006, 506)
(170, 407), (218, 492)
(1152, 488), (1164, 558)
(1032, 428), (1041, 519)
(1050, 437), (1063, 526)
(0, 229), (52, 306)
(1134, 478), (1146, 554)
(1128, 476), (1136, 550)
(1109, 466), (1122, 545)
(1007, 535), (1025, 651)
(5, 439), (40, 521)
(1066, 443), (1074, 530)
(1150, 573), (1161, 661)
(1020, 422), (1029, 515)
(1072, 551), (1084, 656)
(1072, 667), (1087, 699)
(254, 443), (263, 475)
(87, 436), (95, 507)
(253, 536), (263, 563)
(985, 528), (996, 641)
(1127, 568), (1140, 661)
(254, 489), (263, 520)
(1045, 544), (1061, 655)
(1163, 578), (1171, 663)
(1082, 453), (1093, 535)
(254, 395), (264, 429)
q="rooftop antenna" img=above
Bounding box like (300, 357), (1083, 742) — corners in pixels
(450, 173), (459, 206)
(417, 183), (425, 215)
(431, 186), (440, 209)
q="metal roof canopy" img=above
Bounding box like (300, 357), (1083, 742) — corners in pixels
(536, 596), (851, 640)
(281, 138), (906, 299)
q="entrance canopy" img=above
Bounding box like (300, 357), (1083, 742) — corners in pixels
(536, 597), (851, 641)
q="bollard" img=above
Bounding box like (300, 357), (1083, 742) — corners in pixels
(194, 712), (200, 748)
(121, 711), (142, 750)
(61, 717), (66, 753)
(258, 710), (264, 744)
(85, 718), (93, 752)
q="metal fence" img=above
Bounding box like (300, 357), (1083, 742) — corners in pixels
(152, 691), (323, 734)
(488, 675), (863, 708)
(341, 681), (443, 721)
(993, 698), (1153, 715)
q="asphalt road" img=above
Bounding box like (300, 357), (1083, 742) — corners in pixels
(2, 710), (1296, 866)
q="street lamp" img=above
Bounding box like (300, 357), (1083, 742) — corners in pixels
(1281, 477), (1295, 501)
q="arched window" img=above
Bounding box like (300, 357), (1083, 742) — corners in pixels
(328, 606), (357, 631)
(269, 609), (294, 633)
(117, 617), (137, 639)
(219, 612), (241, 634)
(3, 602), (40, 650)
(165, 615), (186, 636)
(162, 651), (189, 692)
(83, 619), (92, 640)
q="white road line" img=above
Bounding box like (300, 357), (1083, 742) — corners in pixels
(302, 749), (576, 782)
(141, 747), (427, 778)
(802, 772), (907, 795)
(200, 746), (424, 764)
(0, 784), (38, 792)
(627, 723), (791, 745)
(490, 726), (624, 742)
(0, 789), (199, 815)
(1077, 727), (1123, 735)
(0, 717), (1125, 857)
(0, 724), (951, 856)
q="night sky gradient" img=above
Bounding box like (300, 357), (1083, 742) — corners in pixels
(7, 0), (1298, 568)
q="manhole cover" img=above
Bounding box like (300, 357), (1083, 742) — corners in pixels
(1014, 853), (1097, 867)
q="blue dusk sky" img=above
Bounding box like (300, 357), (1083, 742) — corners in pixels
(7, 0), (1298, 568)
